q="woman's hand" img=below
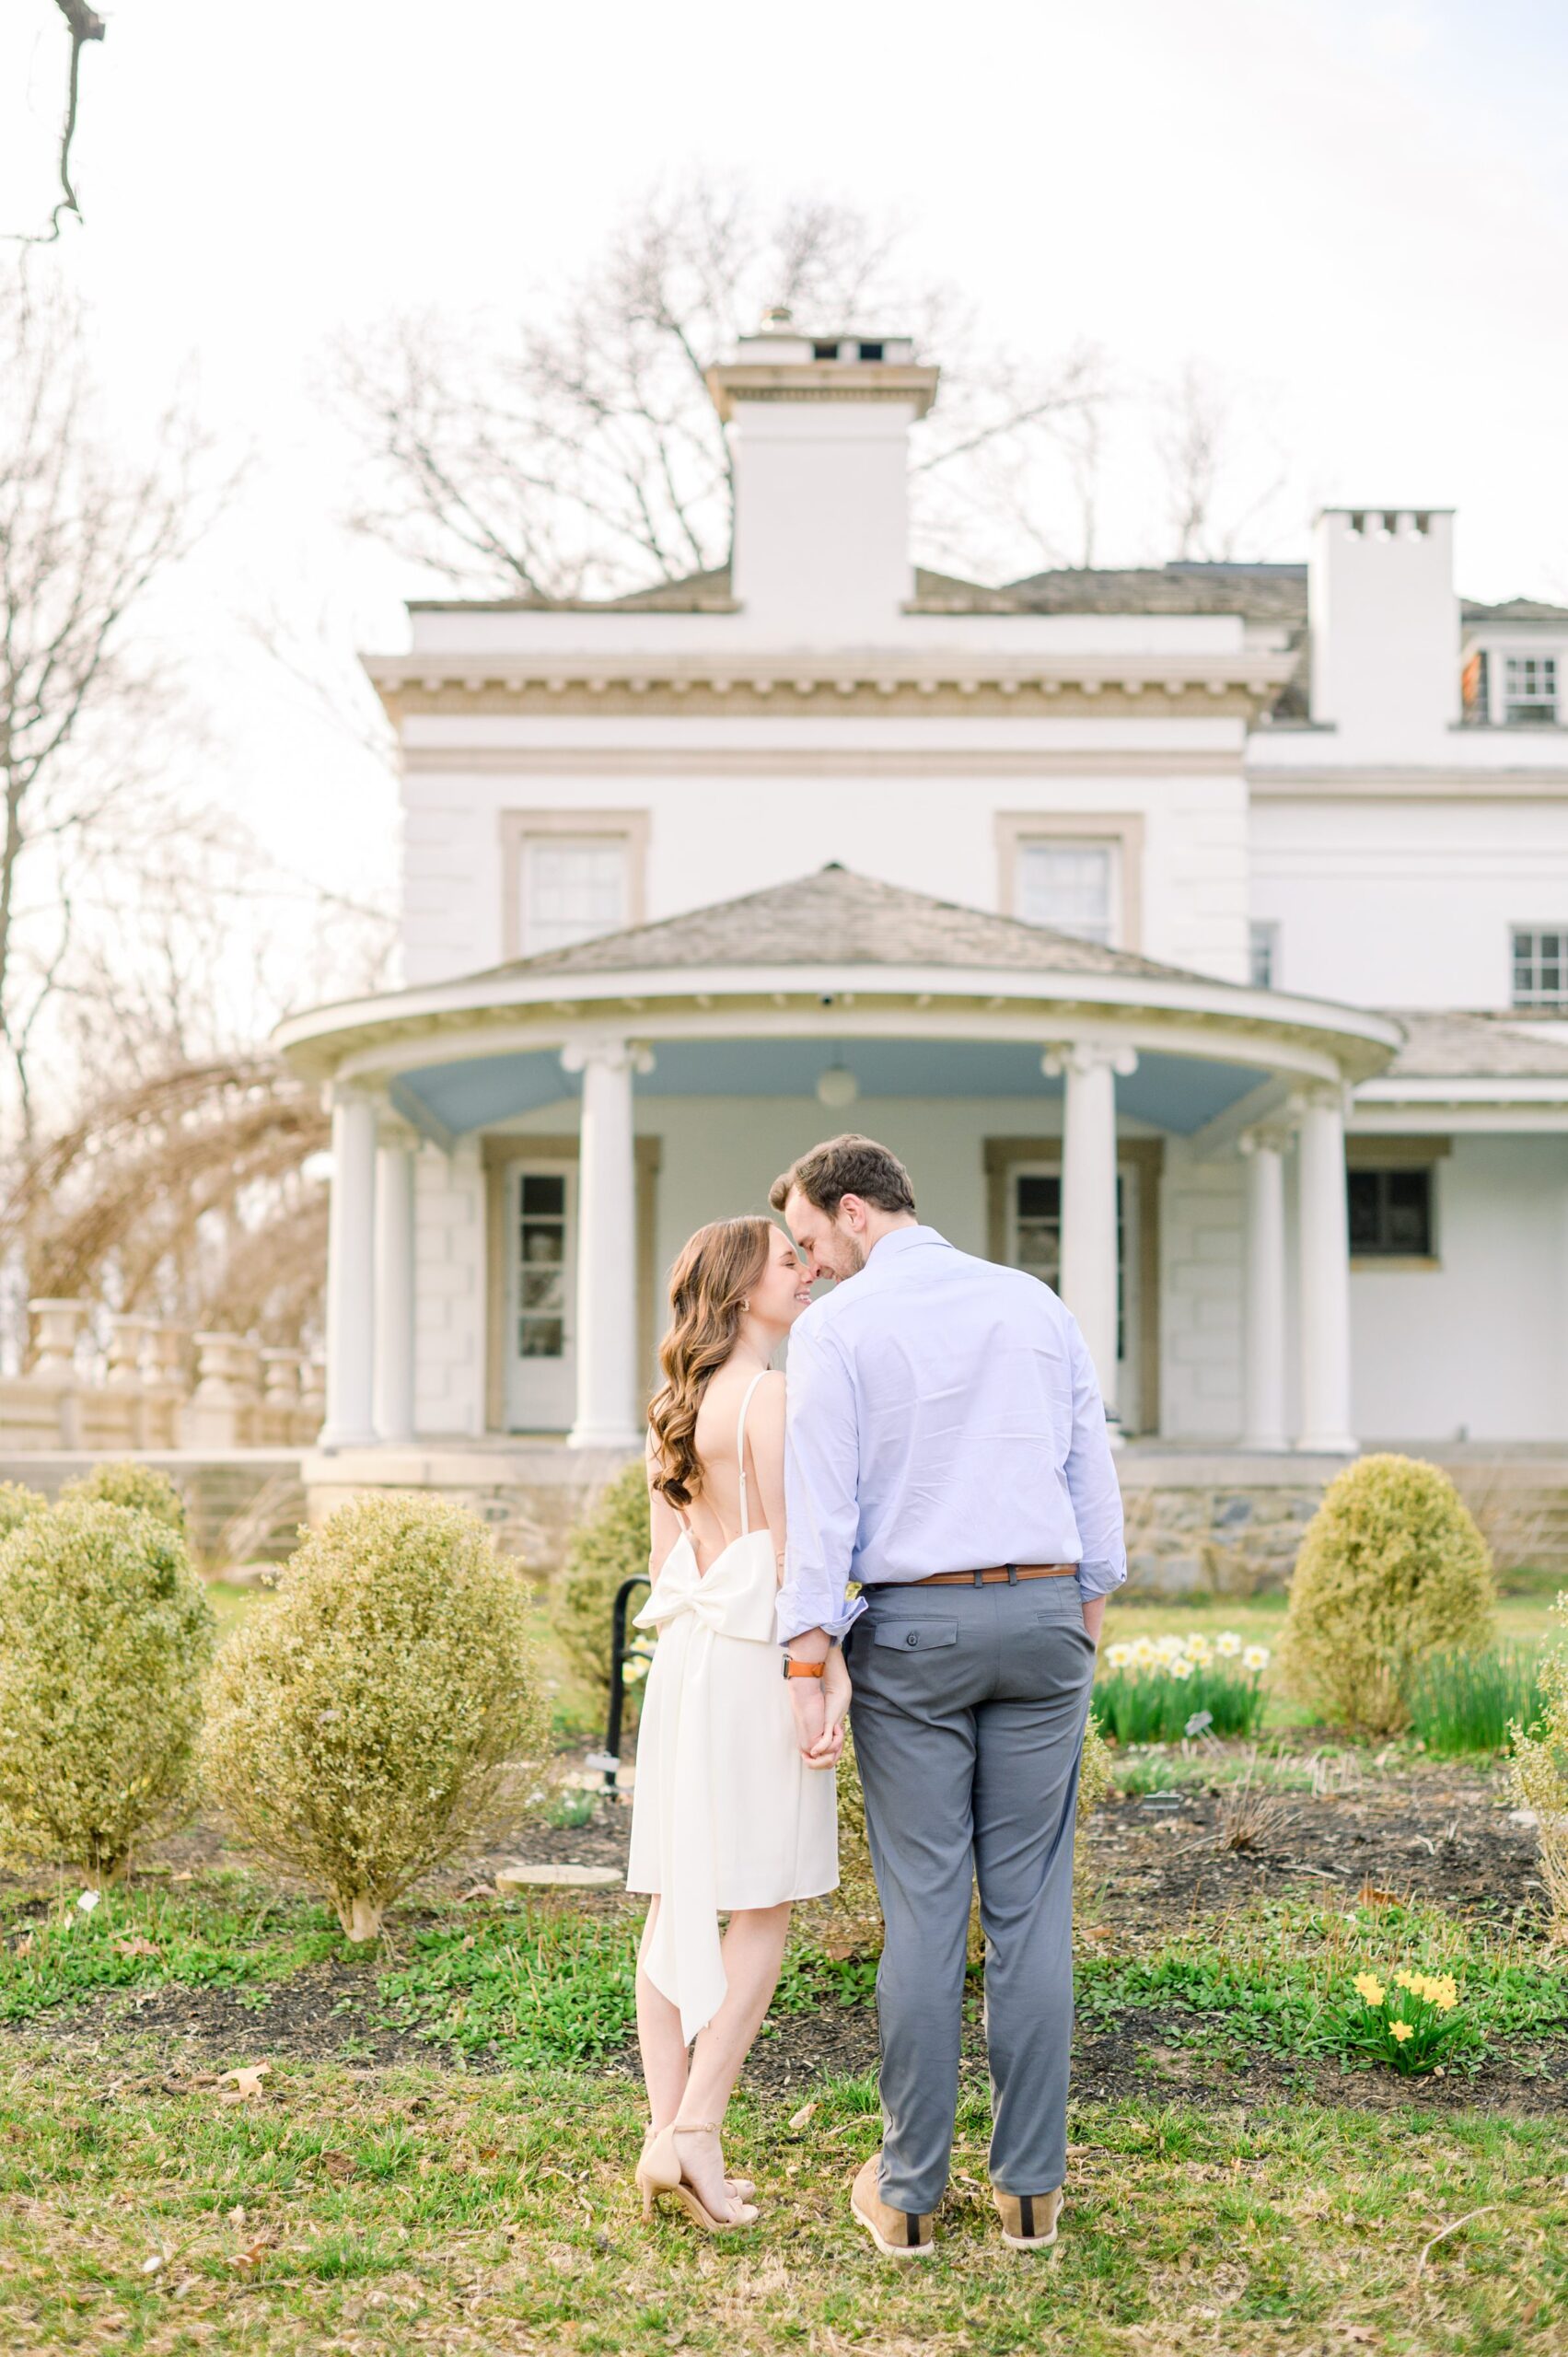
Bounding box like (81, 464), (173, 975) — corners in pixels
(805, 1647), (851, 1769)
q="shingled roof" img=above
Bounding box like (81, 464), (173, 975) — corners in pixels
(409, 561), (1568, 626)
(1379, 1009), (1568, 1080)
(482, 864), (1224, 985)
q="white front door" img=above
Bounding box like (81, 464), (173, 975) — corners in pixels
(505, 1163), (577, 1433)
(1006, 1162), (1142, 1433)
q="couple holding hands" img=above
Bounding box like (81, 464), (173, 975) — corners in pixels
(627, 1132), (1125, 2258)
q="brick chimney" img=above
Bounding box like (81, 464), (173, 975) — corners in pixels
(1309, 508), (1458, 753)
(706, 310), (939, 639)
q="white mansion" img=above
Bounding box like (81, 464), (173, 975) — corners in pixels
(278, 318), (1568, 1527)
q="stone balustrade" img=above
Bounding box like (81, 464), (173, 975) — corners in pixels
(0, 1300), (324, 1453)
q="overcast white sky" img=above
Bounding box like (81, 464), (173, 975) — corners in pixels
(3, 0), (1566, 958)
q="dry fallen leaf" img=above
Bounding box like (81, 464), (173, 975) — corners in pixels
(226, 2205), (247, 2225)
(458, 1883), (493, 1901)
(228, 2234), (273, 2277)
(218, 2064), (271, 2105)
(787, 2101), (818, 2131)
(114, 1936), (160, 1959)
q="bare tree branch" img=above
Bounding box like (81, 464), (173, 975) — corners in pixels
(5, 2), (106, 246)
(331, 173), (1110, 599)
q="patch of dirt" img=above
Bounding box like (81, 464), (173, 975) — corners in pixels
(1083, 1757), (1549, 1933)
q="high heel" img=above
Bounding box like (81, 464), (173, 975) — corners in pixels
(635, 2123), (758, 2232)
(639, 2124), (754, 2206)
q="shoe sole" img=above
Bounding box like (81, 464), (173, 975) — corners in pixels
(1000, 2223), (1059, 2250)
(850, 2192), (935, 2260)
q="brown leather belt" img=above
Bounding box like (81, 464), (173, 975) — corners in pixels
(914, 1562), (1079, 1587)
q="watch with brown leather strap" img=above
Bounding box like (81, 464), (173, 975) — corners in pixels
(782, 1655), (827, 1680)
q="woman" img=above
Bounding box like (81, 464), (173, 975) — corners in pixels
(628, 1216), (847, 2232)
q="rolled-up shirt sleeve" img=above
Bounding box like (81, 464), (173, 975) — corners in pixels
(778, 1317), (865, 1644)
(1063, 1310), (1128, 1602)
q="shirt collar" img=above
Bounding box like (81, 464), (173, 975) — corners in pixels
(865, 1223), (950, 1268)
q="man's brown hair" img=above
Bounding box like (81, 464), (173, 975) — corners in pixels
(768, 1134), (917, 1219)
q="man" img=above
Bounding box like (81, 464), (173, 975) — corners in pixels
(771, 1133), (1125, 2260)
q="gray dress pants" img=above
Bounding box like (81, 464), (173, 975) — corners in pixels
(844, 1572), (1095, 2214)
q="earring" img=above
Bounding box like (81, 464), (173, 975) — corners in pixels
(740, 1298), (750, 1313)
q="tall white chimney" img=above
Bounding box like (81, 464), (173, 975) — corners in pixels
(706, 312), (939, 642)
(1308, 508), (1458, 754)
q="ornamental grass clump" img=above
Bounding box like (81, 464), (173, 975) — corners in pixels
(1279, 1454), (1495, 1735)
(202, 1493), (545, 1942)
(1507, 1590), (1568, 1939)
(1341, 1962), (1480, 2074)
(0, 1501), (215, 1885)
(1403, 1642), (1546, 1757)
(58, 1459), (188, 1538)
(555, 1461), (650, 1708)
(1095, 1630), (1270, 1743)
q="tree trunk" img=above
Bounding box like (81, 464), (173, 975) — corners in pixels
(337, 1892), (382, 1943)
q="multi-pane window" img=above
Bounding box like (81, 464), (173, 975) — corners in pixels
(517, 1174), (569, 1359)
(521, 839), (628, 956)
(1013, 1171), (1127, 1359)
(1347, 1167), (1434, 1259)
(1016, 842), (1116, 945)
(1512, 926), (1568, 1007)
(1504, 655), (1559, 725)
(1249, 921), (1279, 990)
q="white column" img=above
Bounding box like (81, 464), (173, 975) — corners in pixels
(1295, 1085), (1356, 1455)
(373, 1134), (416, 1444)
(562, 1039), (651, 1449)
(322, 1088), (378, 1449)
(1238, 1125), (1289, 1451)
(1049, 1041), (1136, 1422)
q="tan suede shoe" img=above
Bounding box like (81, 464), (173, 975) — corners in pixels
(993, 2186), (1063, 2250)
(850, 2154), (936, 2258)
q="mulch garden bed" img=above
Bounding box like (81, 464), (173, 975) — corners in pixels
(7, 1747), (1562, 2118)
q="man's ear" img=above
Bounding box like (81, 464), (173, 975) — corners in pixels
(839, 1192), (868, 1233)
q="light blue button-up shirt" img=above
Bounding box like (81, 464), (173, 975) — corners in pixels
(777, 1225), (1127, 1643)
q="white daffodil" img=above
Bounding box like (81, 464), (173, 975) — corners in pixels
(1167, 1655), (1195, 1680)
(1105, 1641), (1133, 1668)
(1242, 1643), (1271, 1673)
(1215, 1631), (1244, 1658)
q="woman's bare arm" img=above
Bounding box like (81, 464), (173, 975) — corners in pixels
(645, 1433), (684, 1583)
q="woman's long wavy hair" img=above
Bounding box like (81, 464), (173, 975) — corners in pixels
(647, 1216), (772, 1510)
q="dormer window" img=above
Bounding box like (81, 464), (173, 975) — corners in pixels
(1504, 655), (1558, 724)
(811, 341), (840, 361)
(856, 341), (885, 362)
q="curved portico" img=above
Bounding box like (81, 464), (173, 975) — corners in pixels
(276, 866), (1399, 1462)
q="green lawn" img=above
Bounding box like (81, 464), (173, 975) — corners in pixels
(2, 2043), (1564, 2354)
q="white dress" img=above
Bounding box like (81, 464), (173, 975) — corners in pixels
(625, 1371), (839, 2043)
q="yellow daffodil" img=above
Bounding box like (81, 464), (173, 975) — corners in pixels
(1394, 1968), (1422, 1994)
(1389, 2021), (1414, 2043)
(1353, 1972), (1386, 2006)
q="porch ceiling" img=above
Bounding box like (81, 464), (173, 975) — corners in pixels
(391, 1037), (1273, 1141)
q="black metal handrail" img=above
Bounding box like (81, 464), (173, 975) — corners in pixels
(588, 1573), (652, 1794)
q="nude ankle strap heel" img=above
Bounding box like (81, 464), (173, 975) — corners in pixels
(635, 2123), (757, 2232)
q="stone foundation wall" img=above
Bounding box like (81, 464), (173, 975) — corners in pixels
(0, 1453), (308, 1566)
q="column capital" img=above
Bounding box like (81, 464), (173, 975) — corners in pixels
(561, 1038), (656, 1078)
(1287, 1081), (1350, 1119)
(1041, 1040), (1138, 1080)
(1237, 1119), (1295, 1156)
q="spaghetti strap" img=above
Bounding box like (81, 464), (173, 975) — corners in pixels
(735, 1370), (767, 1538)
